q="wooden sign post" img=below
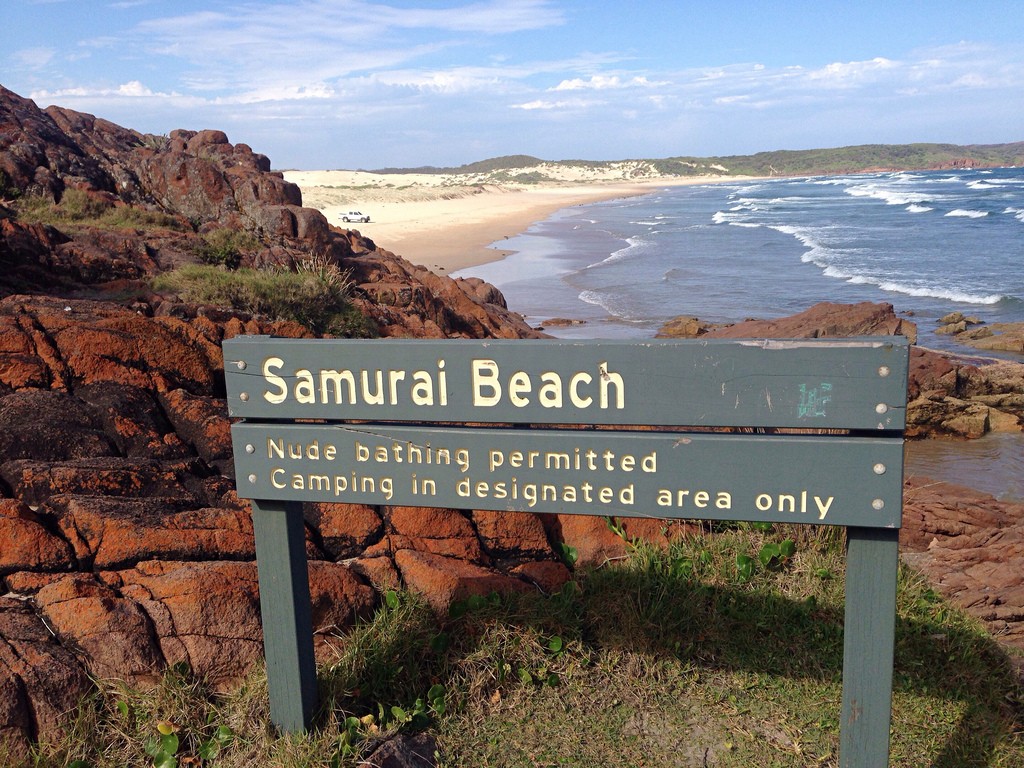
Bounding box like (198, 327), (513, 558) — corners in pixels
(224, 336), (909, 767)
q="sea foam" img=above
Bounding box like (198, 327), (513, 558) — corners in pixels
(844, 184), (933, 206)
(945, 209), (989, 218)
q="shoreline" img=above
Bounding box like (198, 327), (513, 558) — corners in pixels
(286, 171), (750, 274)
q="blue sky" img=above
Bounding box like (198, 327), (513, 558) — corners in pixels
(4, 0), (1024, 170)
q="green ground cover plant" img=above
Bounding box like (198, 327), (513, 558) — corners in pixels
(152, 261), (375, 337)
(13, 189), (183, 231)
(195, 229), (260, 269)
(33, 527), (1023, 767)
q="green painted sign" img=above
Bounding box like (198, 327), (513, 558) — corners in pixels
(232, 423), (902, 528)
(223, 336), (908, 430)
(226, 334), (910, 768)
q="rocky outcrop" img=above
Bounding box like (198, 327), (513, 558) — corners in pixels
(906, 347), (1024, 438)
(935, 311), (1024, 355)
(0, 293), (574, 754)
(902, 478), (1024, 661)
(656, 300), (916, 342)
(703, 300), (918, 343)
(1, 85), (543, 340)
(0, 85), (551, 753)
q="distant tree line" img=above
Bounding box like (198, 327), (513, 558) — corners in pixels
(369, 142), (1024, 177)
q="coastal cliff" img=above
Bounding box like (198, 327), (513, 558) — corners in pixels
(1, 84), (1023, 758)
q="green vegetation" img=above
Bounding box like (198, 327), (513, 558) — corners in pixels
(12, 188), (183, 230)
(372, 142), (1024, 179)
(152, 261), (376, 337)
(371, 155), (545, 175)
(0, 169), (20, 201)
(195, 228), (260, 270)
(141, 133), (171, 151)
(486, 170), (556, 184)
(697, 142), (1024, 177)
(33, 527), (1023, 767)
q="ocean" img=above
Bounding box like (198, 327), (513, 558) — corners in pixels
(455, 167), (1024, 352)
(452, 167), (1024, 499)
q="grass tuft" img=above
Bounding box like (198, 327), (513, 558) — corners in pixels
(13, 188), (183, 231)
(151, 261), (376, 337)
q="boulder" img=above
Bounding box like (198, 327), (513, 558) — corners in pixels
(955, 323), (1024, 354)
(702, 300), (918, 343)
(111, 559), (372, 683)
(394, 549), (531, 613)
(902, 478), (1024, 651)
(48, 496), (253, 569)
(0, 389), (116, 461)
(305, 502), (383, 560)
(33, 574), (165, 683)
(0, 597), (93, 756)
(0, 500), (74, 575)
(158, 388), (233, 467)
(0, 457), (200, 507)
(471, 509), (553, 560)
(654, 316), (710, 338)
(76, 383), (190, 459)
(907, 347), (1024, 438)
(370, 506), (485, 563)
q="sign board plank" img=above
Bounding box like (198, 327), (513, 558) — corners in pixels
(223, 336), (908, 431)
(231, 423), (903, 528)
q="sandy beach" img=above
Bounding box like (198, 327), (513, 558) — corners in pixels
(285, 167), (741, 274)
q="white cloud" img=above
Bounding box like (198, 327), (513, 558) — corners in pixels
(951, 73), (990, 88)
(374, 69), (503, 94)
(227, 83), (337, 104)
(713, 95), (750, 105)
(805, 57), (898, 86)
(11, 47), (56, 69)
(370, 0), (564, 33)
(116, 80), (156, 97)
(511, 98), (594, 110)
(552, 75), (659, 91)
(30, 86), (91, 99)
(32, 81), (174, 99)
(108, 0), (566, 108)
(29, 82), (205, 111)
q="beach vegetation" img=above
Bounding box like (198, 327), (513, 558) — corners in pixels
(31, 526), (1023, 767)
(141, 133), (171, 151)
(0, 169), (20, 201)
(691, 142), (1024, 177)
(12, 188), (184, 231)
(367, 142), (1024, 181)
(195, 227), (260, 269)
(487, 170), (555, 184)
(151, 259), (376, 337)
(370, 155), (544, 176)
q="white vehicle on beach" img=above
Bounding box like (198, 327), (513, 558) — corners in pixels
(341, 211), (370, 223)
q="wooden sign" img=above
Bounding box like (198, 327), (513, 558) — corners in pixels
(224, 335), (910, 768)
(223, 336), (908, 430)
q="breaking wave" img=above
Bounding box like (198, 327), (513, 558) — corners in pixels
(945, 209), (988, 218)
